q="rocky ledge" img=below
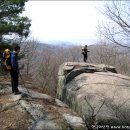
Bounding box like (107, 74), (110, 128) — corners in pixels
(57, 62), (130, 128)
(0, 78), (86, 130)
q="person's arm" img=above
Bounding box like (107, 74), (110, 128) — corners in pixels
(11, 53), (18, 71)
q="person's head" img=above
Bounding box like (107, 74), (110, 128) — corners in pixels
(14, 45), (20, 53)
(85, 45), (87, 48)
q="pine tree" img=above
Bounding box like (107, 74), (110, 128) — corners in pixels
(0, 0), (31, 43)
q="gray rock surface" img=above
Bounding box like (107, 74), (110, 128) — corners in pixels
(57, 62), (130, 126)
(32, 120), (62, 130)
(63, 113), (86, 129)
(0, 80), (86, 130)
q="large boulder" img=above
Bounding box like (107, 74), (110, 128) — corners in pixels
(57, 62), (130, 127)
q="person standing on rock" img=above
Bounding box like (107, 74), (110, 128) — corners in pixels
(81, 45), (90, 62)
(10, 45), (21, 95)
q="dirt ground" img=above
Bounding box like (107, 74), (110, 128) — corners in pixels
(0, 93), (31, 130)
(0, 75), (83, 130)
(0, 75), (33, 129)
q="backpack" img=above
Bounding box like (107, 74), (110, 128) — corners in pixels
(1, 49), (12, 71)
(81, 48), (85, 54)
(81, 47), (90, 55)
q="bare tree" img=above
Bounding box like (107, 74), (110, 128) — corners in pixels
(67, 46), (82, 62)
(33, 47), (64, 96)
(89, 42), (119, 65)
(89, 41), (130, 76)
(31, 45), (83, 96)
(98, 1), (130, 49)
(20, 39), (39, 76)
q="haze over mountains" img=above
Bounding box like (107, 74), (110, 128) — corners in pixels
(38, 41), (80, 51)
(39, 40), (79, 47)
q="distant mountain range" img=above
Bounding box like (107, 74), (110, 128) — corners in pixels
(37, 41), (79, 52)
(38, 41), (130, 54)
(46, 40), (76, 46)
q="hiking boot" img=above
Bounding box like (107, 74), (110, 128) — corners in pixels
(14, 91), (22, 95)
(12, 89), (15, 93)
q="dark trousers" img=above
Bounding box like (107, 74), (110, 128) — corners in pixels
(10, 69), (19, 93)
(83, 54), (88, 62)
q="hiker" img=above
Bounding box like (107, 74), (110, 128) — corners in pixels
(81, 45), (90, 62)
(10, 45), (21, 94)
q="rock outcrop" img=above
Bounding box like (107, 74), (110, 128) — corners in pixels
(0, 77), (86, 130)
(57, 62), (130, 127)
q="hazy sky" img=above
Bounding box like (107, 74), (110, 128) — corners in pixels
(22, 1), (106, 45)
